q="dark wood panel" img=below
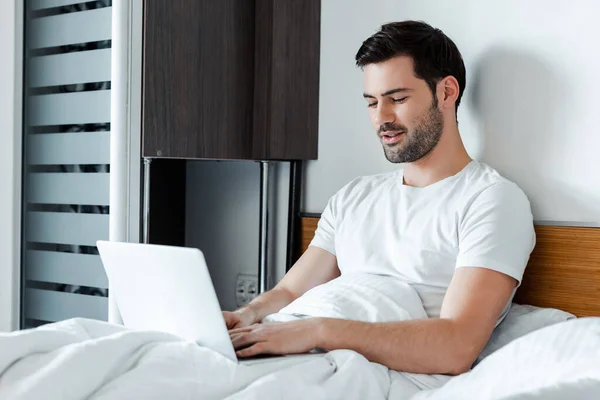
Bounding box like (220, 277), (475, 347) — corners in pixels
(148, 159), (187, 246)
(297, 216), (600, 318)
(250, 0), (274, 160)
(142, 0), (255, 160)
(254, 0), (320, 160)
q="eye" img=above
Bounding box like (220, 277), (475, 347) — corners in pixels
(392, 97), (408, 104)
(367, 102), (377, 108)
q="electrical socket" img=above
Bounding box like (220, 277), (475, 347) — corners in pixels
(235, 273), (258, 307)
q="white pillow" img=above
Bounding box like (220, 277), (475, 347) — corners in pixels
(414, 317), (600, 400)
(474, 303), (575, 366)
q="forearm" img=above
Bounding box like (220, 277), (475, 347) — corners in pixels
(317, 318), (478, 375)
(237, 288), (296, 324)
(237, 247), (339, 324)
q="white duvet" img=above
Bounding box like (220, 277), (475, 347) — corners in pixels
(0, 317), (406, 400)
(1, 272), (599, 400)
(1, 317), (599, 399)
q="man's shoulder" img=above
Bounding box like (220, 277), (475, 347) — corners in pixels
(460, 161), (532, 214)
(463, 161), (528, 198)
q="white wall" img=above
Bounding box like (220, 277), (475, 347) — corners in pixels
(305, 0), (600, 225)
(0, 0), (22, 332)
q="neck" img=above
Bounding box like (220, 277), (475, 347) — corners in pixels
(402, 125), (472, 188)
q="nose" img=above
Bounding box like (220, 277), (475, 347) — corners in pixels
(373, 103), (395, 127)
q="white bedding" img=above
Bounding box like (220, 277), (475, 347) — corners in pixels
(0, 317), (418, 400)
(0, 274), (441, 400)
(272, 272), (429, 322)
(1, 317), (599, 400)
(411, 317), (600, 400)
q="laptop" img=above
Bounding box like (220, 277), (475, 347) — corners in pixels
(96, 240), (321, 366)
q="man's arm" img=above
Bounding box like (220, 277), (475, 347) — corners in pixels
(317, 267), (516, 374)
(231, 267), (516, 375)
(230, 246), (340, 326)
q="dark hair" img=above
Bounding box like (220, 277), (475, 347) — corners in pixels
(355, 21), (466, 114)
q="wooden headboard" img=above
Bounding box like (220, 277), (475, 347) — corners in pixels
(298, 216), (600, 317)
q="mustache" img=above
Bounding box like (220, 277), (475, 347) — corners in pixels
(378, 123), (406, 134)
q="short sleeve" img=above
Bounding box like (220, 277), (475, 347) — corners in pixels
(456, 182), (536, 284)
(309, 195), (338, 256)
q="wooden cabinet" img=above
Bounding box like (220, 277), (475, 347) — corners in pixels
(142, 0), (320, 161)
(252, 0), (320, 160)
(142, 0), (255, 160)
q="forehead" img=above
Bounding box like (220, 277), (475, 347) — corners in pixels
(363, 55), (425, 94)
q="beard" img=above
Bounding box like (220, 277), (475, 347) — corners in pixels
(380, 100), (444, 164)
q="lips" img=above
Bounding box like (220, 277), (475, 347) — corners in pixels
(380, 131), (404, 145)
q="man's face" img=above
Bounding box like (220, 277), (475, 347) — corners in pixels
(363, 56), (444, 163)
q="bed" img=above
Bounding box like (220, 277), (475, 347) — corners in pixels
(0, 219), (598, 399)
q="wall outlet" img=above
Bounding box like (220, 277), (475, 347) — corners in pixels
(236, 273), (258, 307)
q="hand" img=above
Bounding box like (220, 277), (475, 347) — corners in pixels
(223, 309), (255, 330)
(229, 318), (323, 358)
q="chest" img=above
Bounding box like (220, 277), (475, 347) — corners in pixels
(335, 188), (463, 265)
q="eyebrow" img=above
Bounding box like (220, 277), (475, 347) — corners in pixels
(363, 87), (413, 99)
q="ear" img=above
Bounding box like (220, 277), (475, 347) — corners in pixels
(438, 76), (460, 112)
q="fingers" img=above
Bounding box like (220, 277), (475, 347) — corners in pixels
(228, 321), (240, 330)
(225, 320), (235, 330)
(236, 342), (272, 358)
(230, 323), (273, 350)
(230, 331), (259, 350)
(222, 312), (238, 330)
(229, 323), (259, 335)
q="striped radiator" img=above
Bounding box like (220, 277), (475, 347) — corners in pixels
(22, 0), (113, 328)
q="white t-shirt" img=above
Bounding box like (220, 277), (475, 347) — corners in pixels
(304, 160), (536, 321)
